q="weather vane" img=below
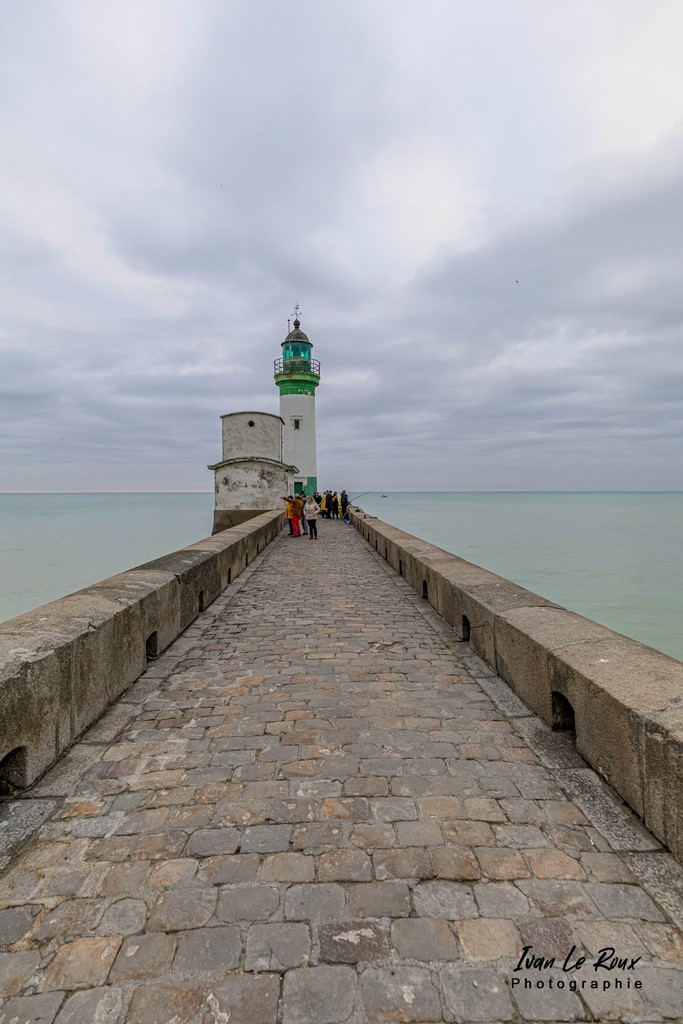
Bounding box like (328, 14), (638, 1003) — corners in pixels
(292, 304), (302, 321)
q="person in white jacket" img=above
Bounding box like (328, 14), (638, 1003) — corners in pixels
(304, 495), (322, 540)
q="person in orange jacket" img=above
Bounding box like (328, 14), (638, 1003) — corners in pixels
(281, 495), (297, 536)
(283, 494), (305, 536)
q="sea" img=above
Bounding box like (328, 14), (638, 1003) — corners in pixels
(0, 491), (681, 663)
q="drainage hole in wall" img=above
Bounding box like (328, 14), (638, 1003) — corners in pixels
(146, 631), (159, 661)
(0, 747), (27, 795)
(422, 580), (428, 600)
(461, 615), (471, 642)
(551, 692), (576, 734)
(198, 591), (205, 613)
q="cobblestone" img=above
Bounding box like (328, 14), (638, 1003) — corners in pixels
(126, 983), (203, 1024)
(318, 921), (390, 963)
(282, 966), (357, 1024)
(456, 917), (521, 960)
(245, 922), (311, 971)
(53, 986), (123, 1024)
(413, 880), (478, 919)
(391, 917), (460, 961)
(109, 932), (177, 981)
(216, 883), (280, 922)
(361, 966), (442, 1022)
(206, 973), (280, 1023)
(0, 905), (40, 944)
(0, 992), (65, 1024)
(285, 882), (346, 922)
(39, 935), (121, 991)
(318, 848), (372, 881)
(174, 925), (241, 974)
(2, 522), (682, 1022)
(0, 951), (40, 997)
(440, 965), (515, 1021)
(97, 896), (147, 934)
(260, 852), (315, 882)
(148, 887), (217, 931)
(509, 968), (587, 1021)
(347, 881), (411, 918)
(374, 847), (434, 880)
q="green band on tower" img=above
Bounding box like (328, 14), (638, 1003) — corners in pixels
(276, 377), (319, 396)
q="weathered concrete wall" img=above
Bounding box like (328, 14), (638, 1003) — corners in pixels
(210, 458), (293, 515)
(208, 412), (296, 525)
(0, 510), (284, 792)
(350, 508), (683, 862)
(220, 411), (283, 462)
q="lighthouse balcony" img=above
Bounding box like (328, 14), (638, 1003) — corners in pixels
(274, 357), (320, 376)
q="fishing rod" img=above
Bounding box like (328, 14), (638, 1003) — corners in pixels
(349, 490), (372, 502)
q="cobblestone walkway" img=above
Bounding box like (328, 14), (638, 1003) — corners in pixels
(2, 521), (683, 1023)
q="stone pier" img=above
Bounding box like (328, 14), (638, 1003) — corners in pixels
(1, 521), (682, 1022)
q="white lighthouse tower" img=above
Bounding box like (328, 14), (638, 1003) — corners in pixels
(274, 308), (321, 496)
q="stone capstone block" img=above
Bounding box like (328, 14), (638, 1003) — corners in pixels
(134, 549), (221, 631)
(550, 635), (683, 818)
(637, 704), (683, 860)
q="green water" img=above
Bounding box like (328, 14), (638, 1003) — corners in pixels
(357, 492), (682, 663)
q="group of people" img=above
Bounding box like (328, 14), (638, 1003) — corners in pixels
(281, 490), (350, 539)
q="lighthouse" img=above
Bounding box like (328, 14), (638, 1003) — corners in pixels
(274, 308), (321, 496)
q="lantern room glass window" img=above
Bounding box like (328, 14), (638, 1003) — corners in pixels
(283, 342), (311, 362)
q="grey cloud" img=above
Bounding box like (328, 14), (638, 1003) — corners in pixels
(1, 3), (682, 491)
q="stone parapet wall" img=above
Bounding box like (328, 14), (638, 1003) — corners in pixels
(212, 508), (278, 533)
(350, 508), (683, 862)
(0, 510), (284, 792)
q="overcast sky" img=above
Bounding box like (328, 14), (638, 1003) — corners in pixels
(2, 0), (682, 492)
